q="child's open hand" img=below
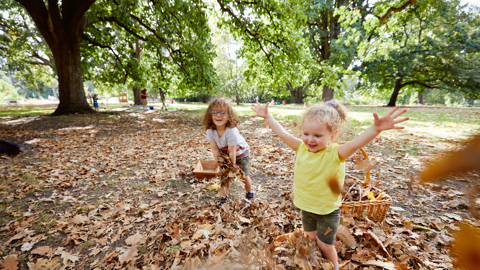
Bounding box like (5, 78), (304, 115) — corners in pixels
(251, 102), (270, 119)
(373, 106), (409, 132)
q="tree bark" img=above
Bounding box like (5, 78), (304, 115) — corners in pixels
(417, 93), (424, 104)
(53, 42), (94, 114)
(235, 95), (240, 105)
(387, 78), (403, 106)
(133, 87), (141, 105)
(16, 0), (95, 115)
(321, 85), (334, 102)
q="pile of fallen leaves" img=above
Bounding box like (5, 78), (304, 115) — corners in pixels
(0, 110), (479, 269)
(216, 151), (247, 188)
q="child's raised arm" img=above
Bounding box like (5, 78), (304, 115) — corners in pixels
(338, 106), (409, 160)
(251, 102), (302, 151)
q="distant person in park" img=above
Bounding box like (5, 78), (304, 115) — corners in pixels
(141, 88), (148, 110)
(159, 87), (167, 111)
(92, 94), (99, 111)
(184, 98), (187, 103)
(203, 97), (254, 205)
(171, 98), (174, 104)
(251, 100), (409, 269)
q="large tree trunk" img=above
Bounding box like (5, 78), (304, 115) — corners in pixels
(133, 87), (141, 105)
(417, 93), (424, 104)
(286, 82), (305, 104)
(53, 44), (93, 114)
(387, 78), (403, 106)
(235, 95), (240, 105)
(321, 85), (334, 101)
(17, 0), (95, 115)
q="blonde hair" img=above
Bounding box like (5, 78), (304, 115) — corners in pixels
(203, 97), (240, 130)
(299, 100), (348, 133)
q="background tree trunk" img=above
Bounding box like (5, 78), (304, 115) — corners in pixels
(417, 93), (424, 104)
(321, 85), (334, 101)
(133, 87), (141, 105)
(387, 78), (403, 106)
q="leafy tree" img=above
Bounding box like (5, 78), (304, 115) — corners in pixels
(1, 0), (217, 115)
(214, 0), (418, 102)
(355, 0), (480, 106)
(0, 71), (19, 101)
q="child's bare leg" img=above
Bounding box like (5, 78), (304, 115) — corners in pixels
(303, 231), (338, 266)
(316, 238), (338, 266)
(240, 176), (252, 192)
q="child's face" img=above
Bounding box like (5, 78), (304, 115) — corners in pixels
(211, 106), (228, 128)
(302, 118), (337, 153)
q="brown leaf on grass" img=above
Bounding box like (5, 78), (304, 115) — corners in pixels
(327, 177), (341, 195)
(27, 258), (61, 270)
(420, 134), (480, 182)
(125, 233), (146, 246)
(118, 246), (138, 264)
(1, 255), (18, 270)
(60, 251), (79, 266)
(31, 246), (51, 256)
(294, 242), (310, 270)
(451, 224), (480, 270)
(336, 225), (356, 249)
(353, 159), (376, 173)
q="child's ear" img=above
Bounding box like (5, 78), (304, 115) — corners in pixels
(330, 129), (339, 141)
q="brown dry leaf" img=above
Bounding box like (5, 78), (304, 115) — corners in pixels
(191, 224), (214, 240)
(420, 134), (480, 182)
(126, 233), (146, 246)
(60, 251), (79, 266)
(324, 227), (332, 236)
(353, 159), (376, 173)
(238, 215), (251, 224)
(118, 246), (138, 264)
(336, 225), (357, 249)
(27, 258), (60, 270)
(1, 255), (18, 270)
(364, 260), (396, 270)
(365, 230), (390, 258)
(31, 246), (51, 256)
(327, 177), (341, 195)
(72, 215), (89, 224)
(451, 223), (480, 270)
(293, 243), (310, 270)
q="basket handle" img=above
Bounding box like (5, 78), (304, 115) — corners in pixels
(338, 142), (371, 186)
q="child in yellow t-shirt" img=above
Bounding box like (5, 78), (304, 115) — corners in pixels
(251, 101), (409, 268)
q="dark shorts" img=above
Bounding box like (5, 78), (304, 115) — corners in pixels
(94, 103), (98, 108)
(236, 155), (250, 176)
(301, 208), (341, 245)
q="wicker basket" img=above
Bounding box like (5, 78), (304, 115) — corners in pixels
(341, 194), (392, 223)
(339, 143), (392, 223)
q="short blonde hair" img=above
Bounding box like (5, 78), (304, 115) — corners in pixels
(299, 100), (347, 133)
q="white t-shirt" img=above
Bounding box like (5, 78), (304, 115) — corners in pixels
(206, 127), (249, 157)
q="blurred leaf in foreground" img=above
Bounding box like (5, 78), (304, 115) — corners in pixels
(420, 134), (480, 182)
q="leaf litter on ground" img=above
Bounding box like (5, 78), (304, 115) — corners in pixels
(0, 109), (479, 269)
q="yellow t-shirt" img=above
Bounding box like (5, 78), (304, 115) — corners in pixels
(294, 142), (345, 215)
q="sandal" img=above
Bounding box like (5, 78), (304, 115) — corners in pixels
(220, 195), (229, 205)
